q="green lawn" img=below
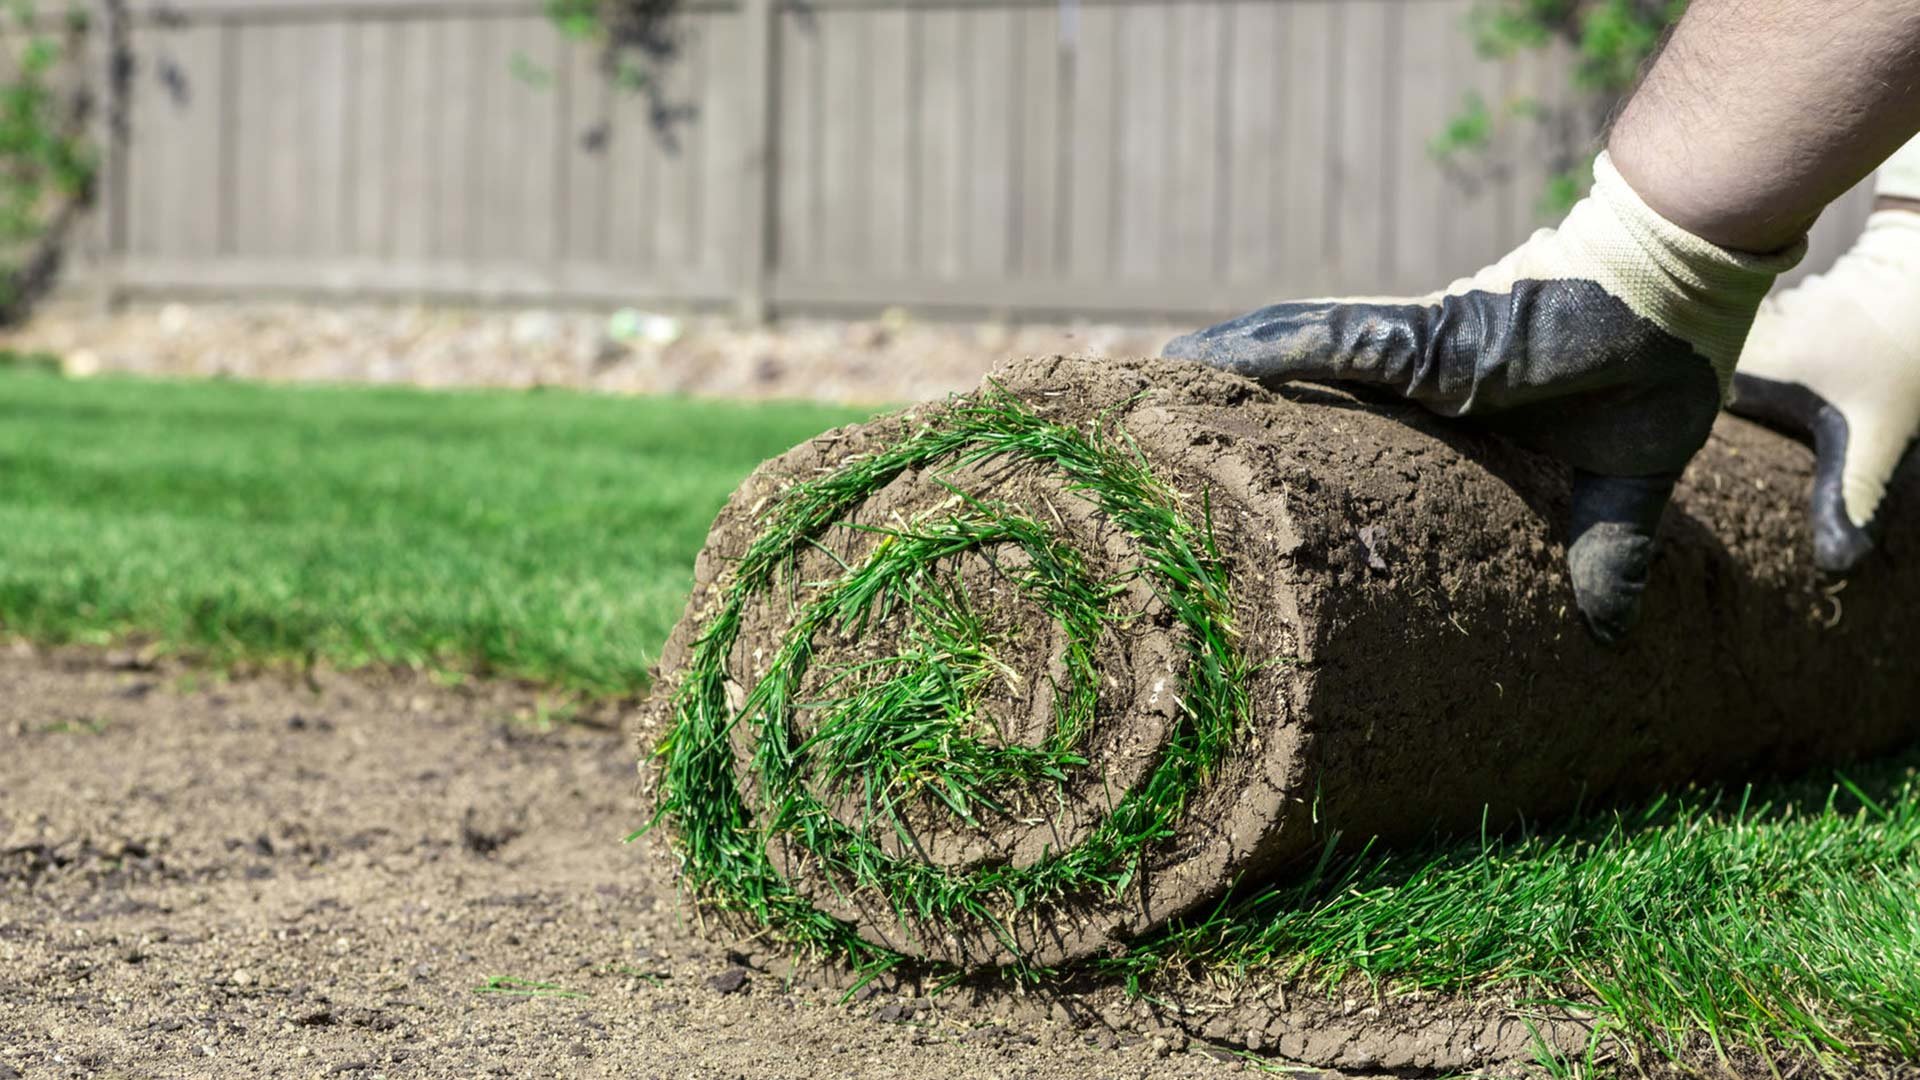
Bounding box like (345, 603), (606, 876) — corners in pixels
(0, 369), (872, 692)
(1124, 760), (1920, 1073)
(2, 368), (1914, 1075)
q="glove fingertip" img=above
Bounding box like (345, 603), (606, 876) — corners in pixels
(1566, 471), (1677, 647)
(1728, 372), (1881, 573)
(1783, 386), (1879, 573)
(1567, 522), (1653, 647)
(1810, 479), (1875, 574)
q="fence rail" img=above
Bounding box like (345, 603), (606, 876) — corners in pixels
(73, 0), (1872, 319)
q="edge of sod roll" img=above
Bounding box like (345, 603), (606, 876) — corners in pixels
(646, 385), (1252, 968)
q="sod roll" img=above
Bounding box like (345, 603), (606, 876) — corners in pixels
(640, 355), (1920, 970)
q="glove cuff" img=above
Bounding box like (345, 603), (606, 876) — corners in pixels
(1581, 152), (1806, 393)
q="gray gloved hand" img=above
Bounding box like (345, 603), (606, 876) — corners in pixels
(1165, 153), (1802, 644)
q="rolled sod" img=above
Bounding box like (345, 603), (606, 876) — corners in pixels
(639, 355), (1920, 970)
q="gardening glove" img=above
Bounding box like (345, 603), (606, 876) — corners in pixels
(1728, 148), (1920, 572)
(1163, 152), (1802, 644)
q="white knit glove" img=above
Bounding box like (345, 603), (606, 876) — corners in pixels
(1731, 208), (1920, 571)
(1166, 152), (1802, 643)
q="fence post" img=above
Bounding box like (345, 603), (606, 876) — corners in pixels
(734, 0), (778, 324)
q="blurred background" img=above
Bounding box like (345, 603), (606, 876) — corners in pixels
(0, 0), (1881, 403)
(0, 0), (1890, 690)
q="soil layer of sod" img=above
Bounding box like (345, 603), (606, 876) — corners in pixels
(644, 355), (1920, 972)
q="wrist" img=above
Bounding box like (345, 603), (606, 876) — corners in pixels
(1607, 128), (1818, 256)
(1573, 153), (1805, 388)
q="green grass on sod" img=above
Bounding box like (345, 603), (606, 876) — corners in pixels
(1120, 758), (1920, 1070)
(654, 389), (1252, 963)
(0, 370), (871, 693)
(3, 368), (1915, 1073)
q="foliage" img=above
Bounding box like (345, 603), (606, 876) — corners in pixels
(541, 0), (695, 145)
(1469, 0), (1685, 94)
(1433, 0), (1686, 214)
(0, 0), (97, 322)
(545, 0), (680, 91)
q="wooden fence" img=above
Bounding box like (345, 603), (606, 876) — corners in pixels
(80, 0), (1872, 319)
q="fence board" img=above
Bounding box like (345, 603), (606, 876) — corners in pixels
(819, 12), (868, 270)
(1274, 1), (1331, 292)
(1112, 5), (1164, 281)
(348, 18), (390, 256)
(1436, 1), (1510, 280)
(1221, 0), (1277, 284)
(311, 23), (352, 257)
(552, 38), (581, 263)
(66, 0), (1888, 320)
(1389, 0), (1450, 292)
(122, 27), (160, 257)
(774, 8), (817, 271)
(1165, 5), (1223, 282)
(430, 18), (476, 261)
(1329, 1), (1388, 291)
(133, 24), (223, 258)
(699, 11), (751, 281)
(604, 65), (649, 268)
(964, 9), (1014, 279)
(653, 16), (706, 271)
(386, 19), (434, 260)
(867, 9), (913, 275)
(1507, 36), (1572, 244)
(1012, 10), (1060, 278)
(915, 8), (964, 278)
(472, 17), (513, 261)
(227, 23), (272, 255)
(1063, 5), (1117, 279)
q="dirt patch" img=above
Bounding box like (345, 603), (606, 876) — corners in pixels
(1, 645), (1516, 1079)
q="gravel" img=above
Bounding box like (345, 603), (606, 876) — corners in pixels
(3, 300), (1185, 405)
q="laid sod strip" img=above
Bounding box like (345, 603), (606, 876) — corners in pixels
(0, 370), (870, 693)
(1115, 757), (1920, 1069)
(651, 388), (1251, 965)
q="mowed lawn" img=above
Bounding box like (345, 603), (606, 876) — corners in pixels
(0, 369), (873, 692)
(3, 367), (1917, 1075)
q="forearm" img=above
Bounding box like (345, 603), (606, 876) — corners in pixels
(1611, 0), (1920, 254)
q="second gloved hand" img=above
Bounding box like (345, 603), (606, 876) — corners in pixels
(1730, 208), (1920, 573)
(1164, 153), (1802, 643)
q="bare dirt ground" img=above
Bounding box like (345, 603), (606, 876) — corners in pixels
(1, 301), (1180, 405)
(0, 647), (1235, 1080)
(0, 646), (1615, 1080)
